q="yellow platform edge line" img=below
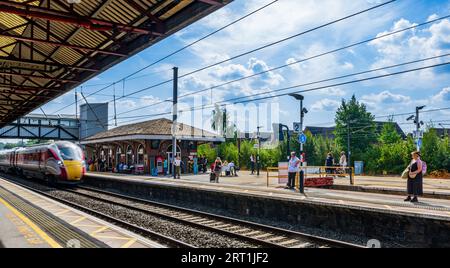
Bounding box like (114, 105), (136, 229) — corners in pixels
(70, 216), (87, 225)
(121, 238), (138, 248)
(0, 197), (62, 248)
(90, 226), (109, 236)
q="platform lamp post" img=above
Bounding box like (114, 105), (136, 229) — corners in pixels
(289, 93), (308, 194)
(172, 67), (179, 179)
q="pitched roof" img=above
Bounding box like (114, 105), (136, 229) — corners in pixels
(431, 128), (450, 137)
(305, 121), (406, 139)
(84, 118), (222, 142)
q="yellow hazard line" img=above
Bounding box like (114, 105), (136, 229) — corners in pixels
(121, 238), (137, 248)
(0, 197), (61, 248)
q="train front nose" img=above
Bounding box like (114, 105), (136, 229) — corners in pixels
(63, 160), (84, 181)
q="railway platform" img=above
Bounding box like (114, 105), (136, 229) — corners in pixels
(85, 172), (450, 247)
(0, 177), (163, 248)
(86, 171), (450, 218)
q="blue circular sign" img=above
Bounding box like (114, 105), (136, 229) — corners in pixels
(417, 139), (422, 148)
(299, 133), (307, 144)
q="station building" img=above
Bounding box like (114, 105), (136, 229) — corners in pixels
(81, 118), (224, 174)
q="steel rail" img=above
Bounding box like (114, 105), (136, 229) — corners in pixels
(76, 185), (364, 248)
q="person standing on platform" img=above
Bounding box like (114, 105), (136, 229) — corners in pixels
(163, 158), (168, 176)
(325, 153), (334, 174)
(174, 156), (182, 179)
(199, 156), (203, 173)
(203, 157), (208, 173)
(199, 156), (206, 173)
(250, 154), (256, 175)
(213, 157), (223, 183)
(405, 151), (424, 203)
(339, 151), (347, 175)
(287, 152), (301, 189)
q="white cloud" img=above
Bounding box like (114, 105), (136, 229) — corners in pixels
(432, 87), (450, 102)
(311, 99), (341, 112)
(317, 87), (346, 97)
(427, 14), (440, 22)
(368, 17), (450, 89)
(342, 62), (354, 70)
(177, 57), (285, 102)
(362, 90), (412, 104)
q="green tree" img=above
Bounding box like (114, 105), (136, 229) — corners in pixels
(363, 145), (382, 175)
(197, 144), (217, 165)
(379, 122), (402, 144)
(422, 128), (449, 172)
(217, 142), (239, 164)
(375, 122), (407, 174)
(334, 95), (377, 165)
(239, 140), (257, 169)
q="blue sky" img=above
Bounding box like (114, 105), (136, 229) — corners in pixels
(32, 0), (450, 136)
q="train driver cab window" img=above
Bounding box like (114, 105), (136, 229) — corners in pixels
(57, 145), (82, 161)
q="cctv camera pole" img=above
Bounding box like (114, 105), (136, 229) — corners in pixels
(172, 67), (178, 179)
(415, 106), (425, 152)
(300, 98), (304, 154)
(416, 107), (420, 151)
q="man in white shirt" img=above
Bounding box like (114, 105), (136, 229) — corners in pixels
(287, 152), (300, 189)
(339, 151), (347, 176)
(174, 156), (182, 179)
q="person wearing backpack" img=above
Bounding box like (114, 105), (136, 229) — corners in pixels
(405, 151), (424, 203)
(213, 157), (223, 183)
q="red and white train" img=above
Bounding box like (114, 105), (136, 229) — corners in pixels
(0, 141), (86, 184)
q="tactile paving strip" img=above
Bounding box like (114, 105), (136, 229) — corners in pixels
(0, 186), (109, 248)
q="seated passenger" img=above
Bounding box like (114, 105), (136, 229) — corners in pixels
(229, 161), (237, 177)
(223, 161), (230, 176)
(118, 162), (124, 172)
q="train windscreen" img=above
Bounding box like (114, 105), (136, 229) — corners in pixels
(57, 145), (83, 161)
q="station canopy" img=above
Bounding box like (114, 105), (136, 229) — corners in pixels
(82, 118), (225, 144)
(0, 0), (231, 126)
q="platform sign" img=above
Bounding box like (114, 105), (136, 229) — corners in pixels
(293, 123), (301, 133)
(298, 133), (307, 144)
(417, 138), (423, 148)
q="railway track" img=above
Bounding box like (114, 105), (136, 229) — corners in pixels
(70, 185), (364, 248)
(0, 175), (193, 248)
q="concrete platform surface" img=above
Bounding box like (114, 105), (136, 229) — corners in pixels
(87, 171), (450, 220)
(0, 177), (164, 248)
(0, 196), (52, 248)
